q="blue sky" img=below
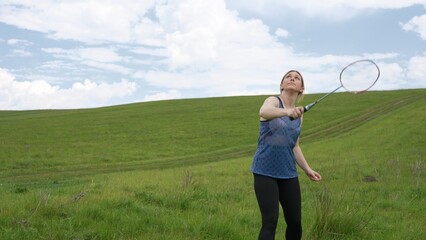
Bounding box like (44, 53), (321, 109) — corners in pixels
(0, 0), (425, 110)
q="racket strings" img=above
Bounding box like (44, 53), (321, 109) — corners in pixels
(340, 60), (380, 93)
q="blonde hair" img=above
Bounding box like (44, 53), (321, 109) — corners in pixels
(281, 70), (305, 102)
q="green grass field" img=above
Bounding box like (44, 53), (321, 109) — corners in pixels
(0, 89), (425, 239)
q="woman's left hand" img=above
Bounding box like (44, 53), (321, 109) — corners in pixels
(306, 170), (322, 182)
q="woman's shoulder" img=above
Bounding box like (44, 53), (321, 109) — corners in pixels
(265, 95), (279, 100)
(264, 95), (280, 102)
(261, 96), (280, 108)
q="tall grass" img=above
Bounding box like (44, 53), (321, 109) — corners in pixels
(1, 160), (259, 239)
(309, 186), (374, 240)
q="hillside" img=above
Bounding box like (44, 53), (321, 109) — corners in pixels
(0, 89), (425, 240)
(0, 89), (425, 182)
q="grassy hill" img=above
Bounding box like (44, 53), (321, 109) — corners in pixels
(0, 89), (425, 239)
(0, 89), (424, 181)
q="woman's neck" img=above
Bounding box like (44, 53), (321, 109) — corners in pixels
(280, 92), (297, 108)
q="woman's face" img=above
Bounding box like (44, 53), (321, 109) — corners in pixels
(280, 71), (304, 94)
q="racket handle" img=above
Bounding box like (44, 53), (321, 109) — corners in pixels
(289, 106), (308, 121)
(304, 102), (317, 112)
(289, 101), (319, 121)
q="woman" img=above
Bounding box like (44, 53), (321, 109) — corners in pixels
(251, 70), (322, 240)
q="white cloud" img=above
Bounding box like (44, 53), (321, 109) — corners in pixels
(0, 0), (157, 44)
(227, 0), (426, 20)
(362, 53), (400, 60)
(7, 38), (33, 46)
(134, 17), (166, 47)
(42, 47), (124, 63)
(401, 14), (426, 40)
(365, 58), (426, 91)
(407, 54), (426, 81)
(78, 48), (125, 63)
(6, 38), (33, 57)
(9, 49), (32, 57)
(131, 46), (168, 58)
(143, 89), (182, 102)
(0, 0), (424, 109)
(126, 0), (296, 97)
(275, 28), (289, 38)
(166, 28), (218, 69)
(0, 68), (137, 110)
(42, 47), (131, 74)
(372, 62), (405, 90)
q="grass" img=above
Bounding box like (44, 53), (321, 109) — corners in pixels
(0, 89), (425, 239)
(309, 186), (374, 239)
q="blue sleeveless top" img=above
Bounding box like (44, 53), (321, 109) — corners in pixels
(251, 96), (301, 179)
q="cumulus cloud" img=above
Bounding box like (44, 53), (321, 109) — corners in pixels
(401, 14), (426, 40)
(407, 54), (426, 80)
(143, 89), (182, 102)
(371, 56), (426, 91)
(0, 0), (424, 109)
(226, 0), (426, 20)
(6, 38), (33, 57)
(0, 68), (137, 110)
(42, 47), (132, 74)
(372, 62), (405, 90)
(42, 47), (125, 63)
(0, 0), (158, 44)
(275, 28), (289, 38)
(129, 0), (295, 97)
(9, 49), (32, 57)
(7, 38), (33, 46)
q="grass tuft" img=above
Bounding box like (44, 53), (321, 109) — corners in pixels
(309, 187), (374, 240)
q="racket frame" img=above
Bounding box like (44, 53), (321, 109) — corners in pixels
(302, 59), (380, 113)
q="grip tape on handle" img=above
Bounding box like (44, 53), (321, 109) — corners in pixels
(289, 102), (316, 121)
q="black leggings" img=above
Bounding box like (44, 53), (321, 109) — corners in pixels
(253, 173), (302, 240)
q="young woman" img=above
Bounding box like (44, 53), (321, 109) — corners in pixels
(251, 70), (322, 240)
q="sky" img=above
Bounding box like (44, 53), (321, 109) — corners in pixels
(0, 0), (425, 110)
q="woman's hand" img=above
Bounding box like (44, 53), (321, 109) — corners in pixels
(306, 169), (322, 182)
(285, 106), (304, 119)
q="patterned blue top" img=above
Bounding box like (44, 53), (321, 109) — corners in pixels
(251, 96), (301, 179)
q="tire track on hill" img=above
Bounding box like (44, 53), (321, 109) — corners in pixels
(2, 94), (424, 184)
(300, 94), (424, 142)
(0, 145), (256, 183)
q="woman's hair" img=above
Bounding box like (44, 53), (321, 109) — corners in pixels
(281, 70), (305, 102)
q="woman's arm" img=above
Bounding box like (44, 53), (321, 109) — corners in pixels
(293, 138), (322, 181)
(259, 97), (303, 121)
